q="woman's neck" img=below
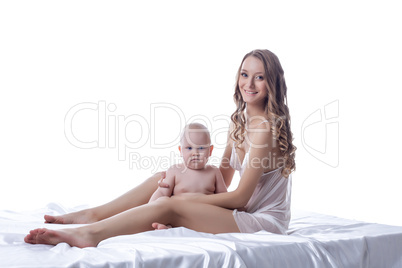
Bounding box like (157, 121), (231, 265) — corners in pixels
(245, 104), (266, 122)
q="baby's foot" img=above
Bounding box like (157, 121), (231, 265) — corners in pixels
(152, 222), (172, 230)
(44, 210), (96, 224)
(24, 227), (98, 248)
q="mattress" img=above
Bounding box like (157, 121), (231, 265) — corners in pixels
(1, 203), (401, 268)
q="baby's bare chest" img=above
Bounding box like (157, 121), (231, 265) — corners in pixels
(173, 169), (216, 195)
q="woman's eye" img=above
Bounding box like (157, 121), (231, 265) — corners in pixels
(256, 75), (264, 80)
(241, 73), (248, 78)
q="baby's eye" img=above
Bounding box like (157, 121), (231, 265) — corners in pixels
(186, 147), (192, 150)
(198, 147), (205, 150)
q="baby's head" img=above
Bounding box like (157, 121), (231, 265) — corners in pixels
(179, 123), (213, 170)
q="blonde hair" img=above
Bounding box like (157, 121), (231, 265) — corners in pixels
(180, 123), (211, 145)
(230, 49), (296, 177)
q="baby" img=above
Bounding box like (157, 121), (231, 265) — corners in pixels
(149, 123), (227, 218)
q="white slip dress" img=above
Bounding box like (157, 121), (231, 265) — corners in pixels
(230, 141), (292, 234)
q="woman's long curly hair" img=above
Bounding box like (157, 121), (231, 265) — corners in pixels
(230, 49), (296, 177)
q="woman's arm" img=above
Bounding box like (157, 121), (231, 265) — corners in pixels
(219, 126), (235, 188)
(214, 167), (228, 194)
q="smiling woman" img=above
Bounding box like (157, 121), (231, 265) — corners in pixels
(231, 49), (295, 178)
(239, 57), (268, 105)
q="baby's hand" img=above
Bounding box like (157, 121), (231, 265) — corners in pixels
(157, 171), (170, 188)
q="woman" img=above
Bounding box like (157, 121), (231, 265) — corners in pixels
(24, 49), (296, 248)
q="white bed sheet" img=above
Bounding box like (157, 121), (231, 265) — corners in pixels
(1, 203), (401, 268)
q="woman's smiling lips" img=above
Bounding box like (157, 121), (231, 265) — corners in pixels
(244, 89), (258, 95)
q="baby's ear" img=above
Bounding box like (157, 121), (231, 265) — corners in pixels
(209, 145), (214, 156)
(178, 146), (182, 154)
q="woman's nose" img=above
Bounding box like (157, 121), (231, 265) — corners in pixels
(246, 78), (254, 88)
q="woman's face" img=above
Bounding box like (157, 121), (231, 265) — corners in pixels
(238, 56), (268, 107)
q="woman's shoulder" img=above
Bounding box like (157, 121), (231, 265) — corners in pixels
(228, 120), (235, 133)
(227, 121), (236, 145)
(247, 119), (272, 148)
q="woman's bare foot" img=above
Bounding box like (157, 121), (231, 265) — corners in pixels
(44, 209), (97, 224)
(24, 227), (98, 248)
(152, 222), (172, 230)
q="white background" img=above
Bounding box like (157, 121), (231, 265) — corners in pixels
(1, 1), (401, 226)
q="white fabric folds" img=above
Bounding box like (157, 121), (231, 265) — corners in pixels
(1, 203), (402, 267)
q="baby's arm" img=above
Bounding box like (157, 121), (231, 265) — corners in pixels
(214, 167), (228, 194)
(149, 168), (175, 202)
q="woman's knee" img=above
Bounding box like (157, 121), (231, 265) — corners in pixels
(153, 196), (175, 209)
(153, 197), (181, 214)
(151, 197), (181, 224)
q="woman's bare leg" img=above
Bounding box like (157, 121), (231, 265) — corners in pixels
(25, 198), (240, 248)
(45, 172), (164, 224)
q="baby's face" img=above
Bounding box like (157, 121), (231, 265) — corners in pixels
(180, 131), (212, 170)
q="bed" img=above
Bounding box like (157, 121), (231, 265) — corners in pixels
(1, 203), (401, 268)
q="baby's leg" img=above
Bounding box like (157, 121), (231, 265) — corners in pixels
(45, 172), (163, 224)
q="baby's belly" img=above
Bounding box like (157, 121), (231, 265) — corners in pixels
(174, 192), (209, 197)
(173, 187), (214, 196)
